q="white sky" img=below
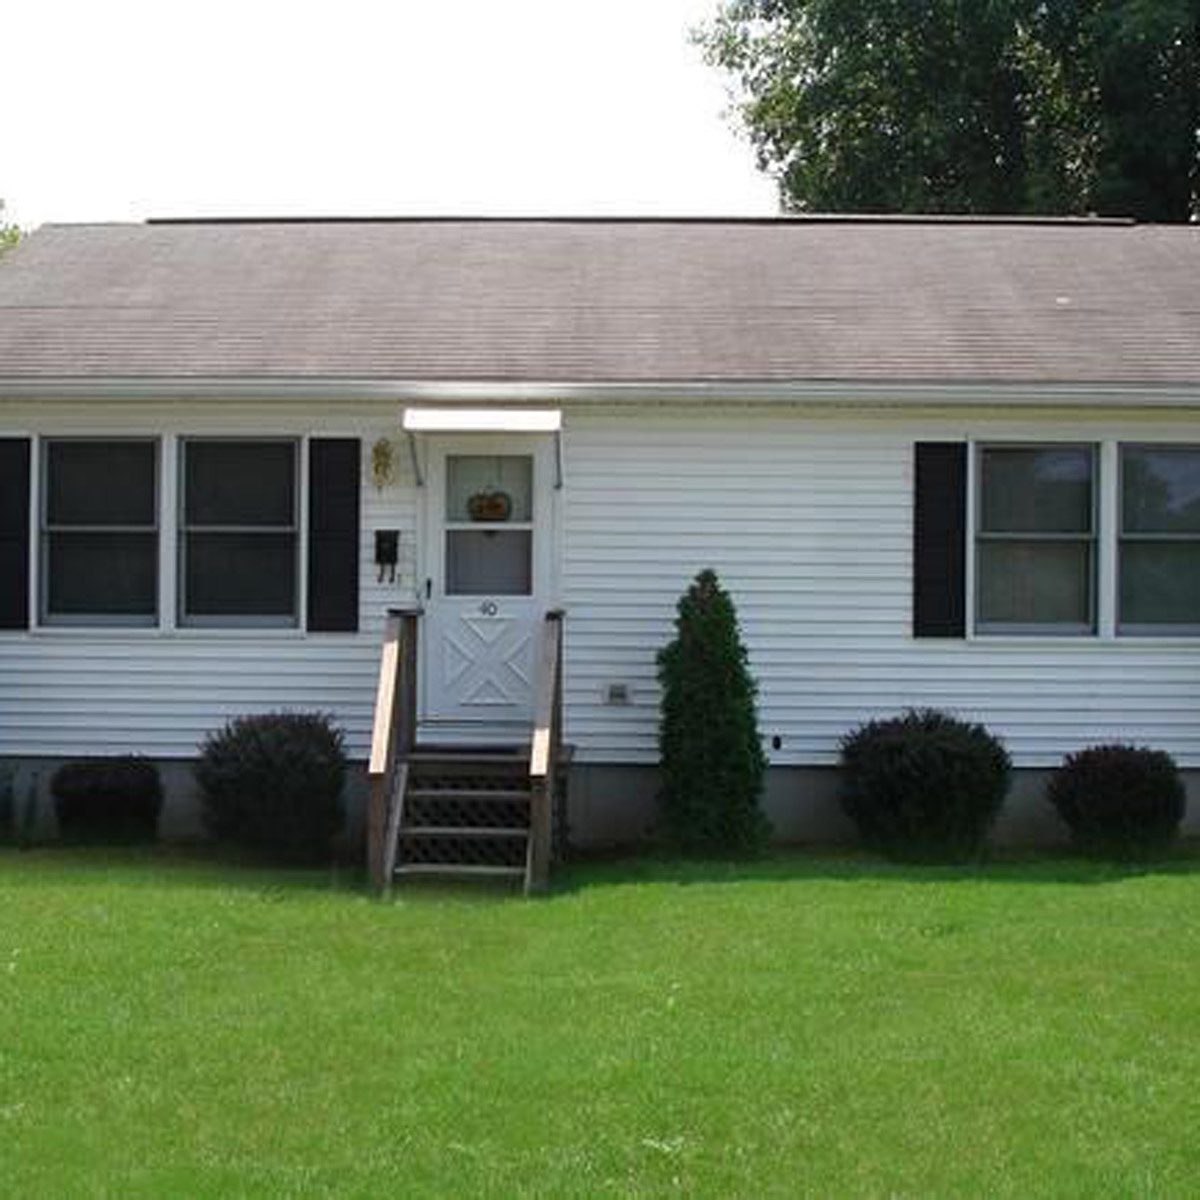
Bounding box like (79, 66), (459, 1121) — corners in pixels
(1, 0), (779, 229)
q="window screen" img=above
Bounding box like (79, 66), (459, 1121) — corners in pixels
(1119, 446), (1200, 630)
(42, 440), (158, 624)
(976, 446), (1096, 633)
(180, 440), (298, 624)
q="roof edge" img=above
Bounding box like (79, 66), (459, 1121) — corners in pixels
(141, 213), (1139, 228)
(1, 378), (1197, 407)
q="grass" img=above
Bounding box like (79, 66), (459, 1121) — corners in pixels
(3, 847), (1200, 1197)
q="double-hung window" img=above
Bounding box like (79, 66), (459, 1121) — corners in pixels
(975, 445), (1096, 634)
(41, 439), (159, 625)
(179, 439), (299, 626)
(1119, 445), (1200, 633)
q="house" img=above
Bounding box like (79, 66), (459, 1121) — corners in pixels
(1, 216), (1198, 875)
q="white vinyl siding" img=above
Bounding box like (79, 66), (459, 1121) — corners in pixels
(560, 407), (1200, 769)
(0, 402), (419, 759)
(2, 398), (1199, 770)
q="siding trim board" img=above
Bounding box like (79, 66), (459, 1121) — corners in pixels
(2, 379), (1199, 407)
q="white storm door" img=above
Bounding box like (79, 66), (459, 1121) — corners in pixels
(422, 436), (553, 732)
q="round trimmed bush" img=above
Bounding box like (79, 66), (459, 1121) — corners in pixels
(51, 757), (163, 843)
(1047, 744), (1186, 857)
(839, 709), (1011, 861)
(195, 712), (347, 864)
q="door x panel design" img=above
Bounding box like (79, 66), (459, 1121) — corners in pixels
(439, 615), (533, 712)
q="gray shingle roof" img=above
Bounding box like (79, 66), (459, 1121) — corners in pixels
(0, 217), (1196, 386)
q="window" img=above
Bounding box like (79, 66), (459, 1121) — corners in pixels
(180, 439), (298, 625)
(1119, 445), (1200, 632)
(444, 454), (534, 596)
(41, 439), (158, 625)
(975, 445), (1096, 634)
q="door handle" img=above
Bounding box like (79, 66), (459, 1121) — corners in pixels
(425, 578), (432, 600)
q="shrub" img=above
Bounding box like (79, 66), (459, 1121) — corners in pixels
(51, 757), (163, 843)
(0, 765), (16, 846)
(656, 568), (770, 853)
(839, 709), (1011, 861)
(195, 712), (347, 864)
(1047, 744), (1186, 857)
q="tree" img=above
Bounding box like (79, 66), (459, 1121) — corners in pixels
(656, 569), (770, 853)
(0, 200), (19, 254)
(698, 0), (1200, 221)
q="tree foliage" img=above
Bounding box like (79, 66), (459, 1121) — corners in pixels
(656, 568), (770, 853)
(699, 0), (1200, 221)
(0, 200), (18, 254)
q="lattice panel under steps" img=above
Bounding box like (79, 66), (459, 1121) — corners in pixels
(399, 832), (527, 869)
(405, 791), (530, 830)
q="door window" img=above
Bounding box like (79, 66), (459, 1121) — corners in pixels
(444, 455), (533, 596)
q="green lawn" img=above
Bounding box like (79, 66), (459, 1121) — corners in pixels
(3, 848), (1199, 1197)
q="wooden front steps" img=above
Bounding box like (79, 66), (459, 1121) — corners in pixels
(393, 747), (531, 883)
(367, 609), (566, 895)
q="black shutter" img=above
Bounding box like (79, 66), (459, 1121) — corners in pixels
(913, 442), (967, 638)
(0, 438), (31, 630)
(307, 438), (360, 632)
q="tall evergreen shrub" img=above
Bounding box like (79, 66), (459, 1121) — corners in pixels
(656, 569), (769, 853)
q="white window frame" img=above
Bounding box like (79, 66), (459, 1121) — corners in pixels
(38, 436), (161, 628)
(177, 436), (302, 629)
(972, 441), (1099, 637)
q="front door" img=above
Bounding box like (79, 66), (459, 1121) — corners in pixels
(421, 436), (555, 739)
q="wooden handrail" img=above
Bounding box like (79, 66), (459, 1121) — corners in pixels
(526, 609), (564, 894)
(367, 607), (421, 892)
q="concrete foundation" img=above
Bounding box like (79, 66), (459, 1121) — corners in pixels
(4, 755), (1198, 851)
(564, 762), (1200, 850)
(0, 757), (370, 844)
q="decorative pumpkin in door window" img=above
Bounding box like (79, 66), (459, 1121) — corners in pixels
(467, 489), (512, 522)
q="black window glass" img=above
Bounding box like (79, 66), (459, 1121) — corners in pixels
(185, 442), (295, 526)
(46, 532), (157, 616)
(184, 533), (297, 617)
(1120, 543), (1200, 626)
(977, 542), (1092, 626)
(1122, 447), (1200, 535)
(980, 447), (1093, 534)
(47, 441), (156, 526)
